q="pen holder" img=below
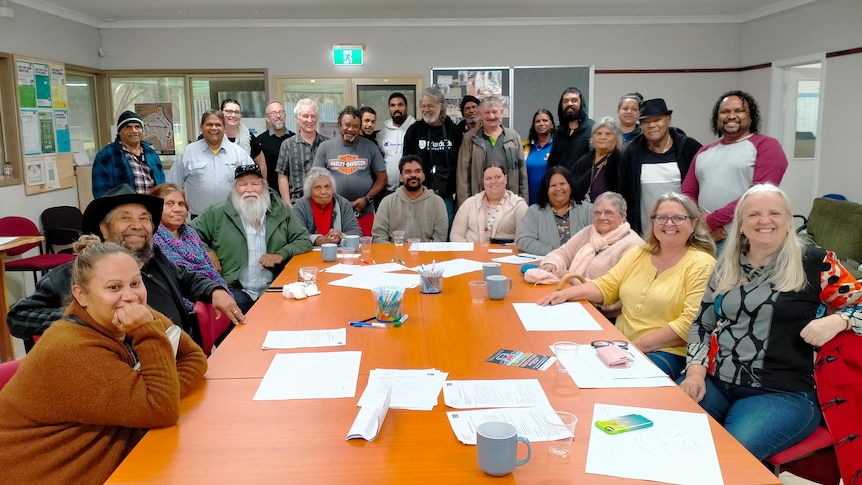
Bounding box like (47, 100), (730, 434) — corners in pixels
(419, 274), (443, 294)
(373, 286), (404, 322)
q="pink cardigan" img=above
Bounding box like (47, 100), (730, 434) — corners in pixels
(542, 222), (644, 279)
(450, 190), (528, 242)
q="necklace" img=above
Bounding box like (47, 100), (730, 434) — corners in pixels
(585, 152), (611, 198)
(649, 136), (672, 154)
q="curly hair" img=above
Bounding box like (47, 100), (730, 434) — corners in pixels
(711, 90), (761, 137)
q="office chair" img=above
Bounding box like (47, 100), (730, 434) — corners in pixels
(40, 206), (83, 254)
(0, 359), (22, 390)
(193, 301), (233, 356)
(764, 425), (840, 485)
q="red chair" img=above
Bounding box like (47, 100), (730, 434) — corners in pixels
(0, 359), (22, 390)
(0, 216), (75, 285)
(764, 425), (840, 485)
(193, 301), (233, 356)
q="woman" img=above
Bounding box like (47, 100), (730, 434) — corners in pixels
(617, 92), (643, 145)
(516, 166), (592, 256)
(522, 109), (555, 205)
(538, 193), (716, 380)
(451, 162), (528, 243)
(149, 183), (229, 311)
(567, 117), (623, 203)
(0, 239), (207, 483)
(293, 167), (362, 246)
(525, 191), (643, 283)
(679, 184), (862, 460)
(220, 99), (266, 171)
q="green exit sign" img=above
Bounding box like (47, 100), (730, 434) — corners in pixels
(333, 45), (364, 66)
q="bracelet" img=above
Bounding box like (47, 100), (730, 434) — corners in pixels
(838, 312), (852, 331)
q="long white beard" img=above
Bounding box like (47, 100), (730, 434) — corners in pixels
(232, 191), (271, 223)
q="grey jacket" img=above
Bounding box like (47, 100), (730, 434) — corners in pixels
(516, 201), (594, 256)
(456, 126), (527, 207)
(293, 193), (362, 244)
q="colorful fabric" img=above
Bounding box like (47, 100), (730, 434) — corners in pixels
(153, 224), (229, 310)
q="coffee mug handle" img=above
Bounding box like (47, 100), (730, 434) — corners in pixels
(515, 436), (531, 466)
(505, 278), (513, 293)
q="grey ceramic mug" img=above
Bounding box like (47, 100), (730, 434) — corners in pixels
(482, 262), (502, 280)
(343, 235), (361, 250)
(321, 243), (338, 262)
(486, 275), (513, 300)
(477, 421), (531, 477)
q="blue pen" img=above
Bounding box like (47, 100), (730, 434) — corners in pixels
(349, 322), (389, 328)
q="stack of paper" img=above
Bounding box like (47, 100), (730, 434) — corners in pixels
(442, 379), (556, 445)
(357, 368), (448, 411)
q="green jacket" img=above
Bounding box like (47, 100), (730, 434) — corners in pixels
(191, 189), (313, 287)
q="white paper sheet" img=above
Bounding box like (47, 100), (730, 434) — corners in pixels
(253, 351), (361, 400)
(491, 253), (544, 264)
(409, 241), (474, 252)
(328, 272), (420, 290)
(0, 237), (17, 247)
(346, 387), (392, 441)
(357, 368), (448, 410)
(586, 403), (723, 485)
(513, 302), (602, 331)
(410, 258), (484, 278)
(443, 379), (552, 409)
(262, 329), (347, 349)
(487, 248), (513, 254)
(553, 344), (673, 388)
(323, 262), (409, 275)
(446, 406), (557, 445)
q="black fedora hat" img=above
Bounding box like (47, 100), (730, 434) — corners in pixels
(82, 184), (164, 237)
(638, 98), (673, 120)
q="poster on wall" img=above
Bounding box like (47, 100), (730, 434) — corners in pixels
(13, 55), (74, 194)
(136, 103), (175, 155)
(431, 67), (512, 127)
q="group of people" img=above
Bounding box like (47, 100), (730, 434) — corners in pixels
(1, 84), (860, 483)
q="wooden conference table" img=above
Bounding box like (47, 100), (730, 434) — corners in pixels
(109, 244), (780, 484)
(0, 236), (44, 362)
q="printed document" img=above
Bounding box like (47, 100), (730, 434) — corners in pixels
(446, 406), (557, 445)
(262, 328), (346, 349)
(443, 379), (551, 409)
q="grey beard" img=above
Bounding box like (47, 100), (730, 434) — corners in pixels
(423, 114), (440, 124)
(466, 115), (481, 124)
(232, 191), (271, 223)
(133, 241), (155, 264)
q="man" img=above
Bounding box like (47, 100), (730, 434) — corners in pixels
(358, 106), (379, 145)
(313, 106), (387, 236)
(403, 87), (463, 226)
(456, 97), (527, 207)
(276, 98), (329, 205)
(167, 110), (256, 217)
(92, 110), (165, 197)
(377, 93), (416, 196)
(192, 165), (312, 312)
(256, 100), (295, 190)
(7, 184), (244, 343)
(682, 91), (788, 245)
(618, 98), (702, 235)
(456, 95), (481, 134)
(546, 87), (595, 171)
(372, 155), (449, 243)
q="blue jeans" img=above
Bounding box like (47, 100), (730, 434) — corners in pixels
(443, 196), (455, 239)
(230, 287), (256, 313)
(646, 351), (685, 381)
(688, 373), (820, 460)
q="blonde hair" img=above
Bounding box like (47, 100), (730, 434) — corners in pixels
(644, 192), (716, 257)
(712, 184), (805, 295)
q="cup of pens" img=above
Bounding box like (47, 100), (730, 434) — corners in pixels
(373, 286), (404, 322)
(418, 263), (443, 294)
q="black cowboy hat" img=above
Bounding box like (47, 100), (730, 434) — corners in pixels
(638, 98), (673, 120)
(82, 184), (164, 237)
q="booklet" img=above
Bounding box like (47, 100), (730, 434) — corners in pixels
(486, 349), (556, 371)
(346, 387), (392, 441)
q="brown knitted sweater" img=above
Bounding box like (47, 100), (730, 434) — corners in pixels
(0, 301), (207, 484)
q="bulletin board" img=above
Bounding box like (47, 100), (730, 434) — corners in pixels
(431, 67), (512, 127)
(13, 55), (74, 195)
(431, 65), (593, 137)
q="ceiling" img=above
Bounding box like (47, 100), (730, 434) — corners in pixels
(10, 0), (817, 27)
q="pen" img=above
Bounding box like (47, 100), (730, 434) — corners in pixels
(349, 322), (389, 328)
(394, 314), (409, 328)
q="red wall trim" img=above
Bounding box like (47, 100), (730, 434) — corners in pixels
(826, 47), (862, 58)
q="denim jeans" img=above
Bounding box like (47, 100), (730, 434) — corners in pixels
(443, 196), (455, 238)
(690, 373), (820, 460)
(230, 287), (256, 313)
(647, 351), (686, 381)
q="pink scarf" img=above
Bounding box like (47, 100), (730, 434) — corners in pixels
(569, 222), (633, 276)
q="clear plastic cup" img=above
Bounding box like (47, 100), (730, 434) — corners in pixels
(393, 230), (406, 246)
(545, 411), (578, 460)
(469, 280), (487, 303)
(342, 247), (357, 265)
(408, 238), (421, 254)
(360, 236), (373, 254)
(552, 341), (579, 374)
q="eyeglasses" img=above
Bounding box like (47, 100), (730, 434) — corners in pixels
(652, 214), (691, 225)
(591, 339), (629, 350)
(266, 110), (286, 117)
(223, 109), (241, 116)
(592, 210), (618, 218)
